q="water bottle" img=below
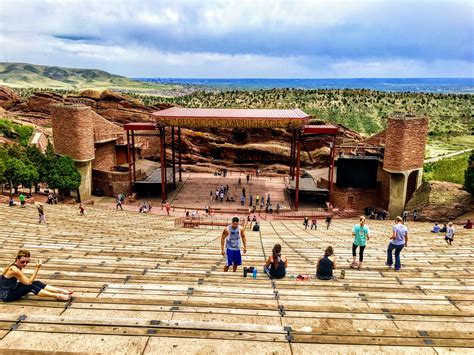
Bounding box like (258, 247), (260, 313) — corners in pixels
(243, 267), (248, 278)
(252, 268), (257, 279)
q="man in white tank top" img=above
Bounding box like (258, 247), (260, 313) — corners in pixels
(221, 217), (247, 272)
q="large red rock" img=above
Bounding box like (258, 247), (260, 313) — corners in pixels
(26, 92), (63, 114)
(0, 87), (21, 109)
(405, 181), (474, 222)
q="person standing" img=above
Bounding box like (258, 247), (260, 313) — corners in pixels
(241, 195), (245, 206)
(413, 209), (418, 221)
(238, 177), (241, 186)
(249, 194), (253, 206)
(351, 216), (370, 270)
(37, 204), (47, 224)
(242, 187), (246, 198)
(255, 194), (260, 206)
(303, 216), (309, 230)
(326, 215), (332, 230)
(165, 202), (171, 215)
(116, 196), (123, 210)
(79, 204), (85, 216)
(311, 218), (317, 230)
(402, 210), (408, 223)
(445, 222), (455, 245)
(19, 193), (25, 208)
(221, 217), (247, 272)
(386, 216), (408, 271)
(267, 194), (271, 206)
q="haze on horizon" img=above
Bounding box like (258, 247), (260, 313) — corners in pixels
(0, 0), (472, 79)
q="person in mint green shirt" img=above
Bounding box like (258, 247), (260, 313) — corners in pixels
(351, 215), (370, 270)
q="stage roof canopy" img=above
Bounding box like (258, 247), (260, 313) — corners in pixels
(151, 107), (310, 128)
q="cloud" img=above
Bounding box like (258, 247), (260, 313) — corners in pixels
(0, 0), (472, 77)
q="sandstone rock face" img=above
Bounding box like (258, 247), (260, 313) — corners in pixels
(0, 87), (21, 109)
(26, 92), (63, 114)
(405, 181), (474, 222)
(1, 86), (363, 170)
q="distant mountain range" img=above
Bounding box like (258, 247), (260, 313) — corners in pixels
(0, 62), (145, 89)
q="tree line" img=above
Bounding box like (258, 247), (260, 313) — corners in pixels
(0, 142), (81, 199)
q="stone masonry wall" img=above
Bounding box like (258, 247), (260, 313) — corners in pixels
(52, 104), (95, 161)
(333, 187), (379, 212)
(383, 114), (429, 172)
(93, 141), (117, 171)
(92, 169), (130, 197)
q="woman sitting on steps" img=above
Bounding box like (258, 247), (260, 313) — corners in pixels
(264, 244), (287, 279)
(0, 250), (73, 302)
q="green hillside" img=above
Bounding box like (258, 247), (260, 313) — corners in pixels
(157, 89), (472, 136)
(0, 62), (190, 95)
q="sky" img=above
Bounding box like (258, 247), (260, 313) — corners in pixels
(0, 0), (473, 78)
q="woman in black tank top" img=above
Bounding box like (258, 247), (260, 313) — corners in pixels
(317, 246), (336, 280)
(264, 244), (287, 279)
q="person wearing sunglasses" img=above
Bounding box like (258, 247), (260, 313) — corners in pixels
(1, 250), (73, 302)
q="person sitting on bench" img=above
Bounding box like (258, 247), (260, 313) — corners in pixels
(264, 244), (287, 279)
(431, 222), (440, 233)
(252, 221), (260, 231)
(316, 246), (336, 280)
(1, 250), (73, 302)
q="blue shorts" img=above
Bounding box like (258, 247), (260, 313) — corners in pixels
(226, 249), (242, 266)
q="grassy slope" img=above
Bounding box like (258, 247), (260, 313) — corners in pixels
(156, 89), (473, 136)
(0, 62), (182, 93)
(423, 152), (471, 185)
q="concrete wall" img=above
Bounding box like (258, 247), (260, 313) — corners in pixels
(76, 160), (92, 201)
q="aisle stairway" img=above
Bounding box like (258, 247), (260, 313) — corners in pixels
(0, 204), (472, 354)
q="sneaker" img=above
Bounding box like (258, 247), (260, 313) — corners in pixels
(395, 268), (401, 271)
(385, 263), (392, 268)
(350, 262), (358, 269)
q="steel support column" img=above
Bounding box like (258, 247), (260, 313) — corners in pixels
(295, 130), (301, 210)
(131, 131), (136, 182)
(178, 127), (182, 182)
(126, 130), (132, 195)
(291, 129), (297, 180)
(289, 129), (294, 178)
(163, 126), (167, 196)
(171, 126), (176, 189)
(160, 127), (167, 202)
(329, 135), (336, 206)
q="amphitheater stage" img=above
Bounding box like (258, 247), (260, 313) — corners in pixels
(168, 172), (291, 211)
(0, 203), (473, 353)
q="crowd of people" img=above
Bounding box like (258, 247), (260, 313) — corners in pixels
(220, 213), (427, 283)
(0, 206), (469, 304)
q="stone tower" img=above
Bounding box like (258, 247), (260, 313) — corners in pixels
(51, 104), (95, 201)
(383, 114), (429, 217)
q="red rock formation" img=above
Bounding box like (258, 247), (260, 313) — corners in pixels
(1, 86), (364, 170)
(405, 181), (474, 222)
(0, 87), (21, 109)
